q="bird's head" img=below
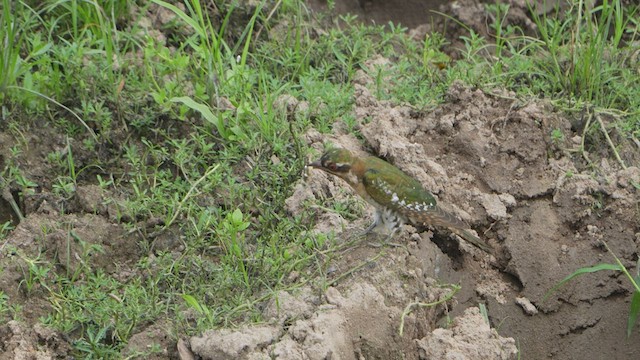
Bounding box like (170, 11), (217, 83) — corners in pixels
(307, 148), (355, 178)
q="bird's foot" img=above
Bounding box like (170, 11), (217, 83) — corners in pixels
(358, 213), (404, 248)
(367, 240), (404, 248)
(360, 217), (379, 236)
(365, 230), (403, 248)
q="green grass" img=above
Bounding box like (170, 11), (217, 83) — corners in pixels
(0, 0), (639, 357)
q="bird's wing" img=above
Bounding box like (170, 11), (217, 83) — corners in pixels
(363, 165), (492, 254)
(362, 166), (437, 215)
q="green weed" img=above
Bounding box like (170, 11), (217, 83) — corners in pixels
(399, 283), (460, 336)
(16, 250), (51, 295)
(0, 290), (8, 319)
(545, 241), (640, 337)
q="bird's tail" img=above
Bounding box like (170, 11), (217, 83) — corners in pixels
(452, 228), (493, 254)
(419, 206), (493, 254)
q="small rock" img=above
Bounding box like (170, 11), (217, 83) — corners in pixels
(617, 167), (640, 188)
(325, 287), (344, 307)
(177, 338), (195, 360)
(190, 325), (280, 360)
(214, 96), (235, 111)
(284, 182), (314, 215)
(289, 321), (311, 342)
(287, 271), (299, 282)
(263, 290), (312, 324)
(515, 297), (538, 315)
(271, 336), (306, 360)
(571, 135), (582, 144)
(74, 185), (107, 214)
(498, 193), (517, 208)
(274, 94), (299, 112)
(478, 193), (509, 220)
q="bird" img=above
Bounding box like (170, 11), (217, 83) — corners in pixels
(307, 147), (492, 253)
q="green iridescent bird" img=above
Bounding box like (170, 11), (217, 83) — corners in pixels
(308, 148), (492, 253)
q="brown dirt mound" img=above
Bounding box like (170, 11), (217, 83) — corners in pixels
(265, 60), (638, 359)
(184, 58), (638, 359)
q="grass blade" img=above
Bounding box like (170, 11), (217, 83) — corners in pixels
(170, 96), (229, 137)
(150, 0), (203, 37)
(170, 96), (215, 122)
(544, 263), (621, 302)
(627, 289), (640, 338)
(627, 260), (640, 338)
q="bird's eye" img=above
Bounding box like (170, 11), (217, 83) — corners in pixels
(327, 163), (337, 171)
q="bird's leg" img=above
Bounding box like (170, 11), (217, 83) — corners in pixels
(362, 208), (382, 235)
(367, 208), (405, 248)
(349, 209), (380, 244)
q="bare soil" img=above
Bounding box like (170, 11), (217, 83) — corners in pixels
(1, 1), (639, 359)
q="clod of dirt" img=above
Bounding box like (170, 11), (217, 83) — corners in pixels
(72, 184), (111, 215)
(515, 297), (538, 316)
(177, 339), (196, 360)
(263, 290), (315, 325)
(43, 213), (140, 276)
(0, 321), (71, 360)
(273, 94), (310, 118)
(616, 166), (640, 189)
(0, 200), (143, 330)
(477, 193), (510, 221)
(187, 211), (514, 360)
(189, 325), (281, 359)
(416, 307), (518, 360)
(122, 321), (177, 359)
(189, 284), (392, 360)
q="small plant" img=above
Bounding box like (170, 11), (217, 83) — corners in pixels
(79, 100), (112, 137)
(67, 231), (105, 281)
(485, 2), (511, 59)
(421, 32), (450, 72)
(95, 174), (113, 189)
(182, 294), (216, 326)
(399, 283), (460, 336)
(7, 166), (38, 198)
(0, 290), (8, 319)
(545, 241), (640, 337)
(551, 128), (565, 144)
(73, 324), (120, 359)
(527, 0), (637, 107)
(218, 208), (251, 288)
(53, 177), (76, 198)
(17, 251), (51, 295)
(0, 221), (13, 240)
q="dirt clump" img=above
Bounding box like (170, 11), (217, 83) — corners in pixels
(189, 280), (517, 359)
(122, 321), (178, 359)
(0, 321), (71, 360)
(417, 307), (518, 360)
